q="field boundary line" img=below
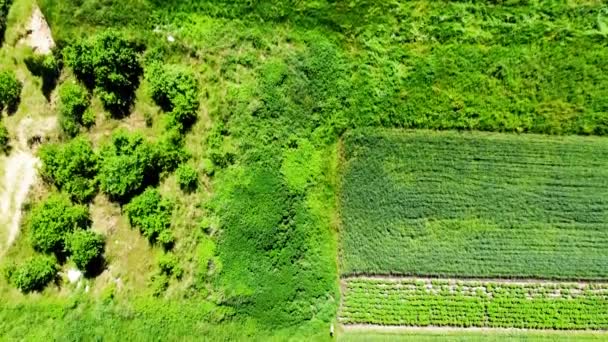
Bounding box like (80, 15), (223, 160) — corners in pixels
(341, 324), (608, 334)
(341, 274), (608, 286)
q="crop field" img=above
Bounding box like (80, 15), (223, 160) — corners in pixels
(340, 278), (608, 330)
(340, 129), (608, 279)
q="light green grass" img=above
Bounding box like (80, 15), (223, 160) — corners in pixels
(339, 330), (608, 342)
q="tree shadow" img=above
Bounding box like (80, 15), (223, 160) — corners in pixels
(84, 256), (107, 278)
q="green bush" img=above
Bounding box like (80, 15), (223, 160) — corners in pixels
(7, 255), (58, 293)
(146, 62), (199, 131)
(155, 130), (189, 174)
(0, 0), (11, 46)
(67, 230), (105, 273)
(157, 252), (183, 279)
(39, 138), (99, 203)
(24, 52), (62, 98)
(175, 164), (197, 191)
(98, 130), (158, 202)
(124, 187), (174, 246)
(63, 31), (142, 116)
(28, 193), (91, 254)
(0, 121), (8, 153)
(0, 70), (22, 112)
(57, 82), (90, 137)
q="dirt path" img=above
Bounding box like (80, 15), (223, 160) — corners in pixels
(0, 117), (56, 255)
(341, 274), (604, 286)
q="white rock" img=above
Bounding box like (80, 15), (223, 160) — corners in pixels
(67, 269), (82, 284)
(167, 35), (175, 43)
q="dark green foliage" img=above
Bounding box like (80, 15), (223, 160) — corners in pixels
(98, 130), (158, 202)
(0, 0), (11, 46)
(39, 138), (98, 203)
(124, 188), (174, 246)
(57, 82), (90, 137)
(67, 230), (104, 273)
(0, 121), (8, 153)
(24, 52), (62, 99)
(28, 193), (90, 254)
(6, 255), (58, 293)
(63, 31), (142, 116)
(341, 130), (608, 279)
(0, 70), (22, 113)
(175, 164), (197, 191)
(146, 63), (199, 132)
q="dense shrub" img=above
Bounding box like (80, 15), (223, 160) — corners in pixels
(39, 138), (98, 203)
(157, 252), (183, 279)
(0, 0), (11, 46)
(67, 230), (105, 273)
(175, 164), (197, 191)
(146, 63), (199, 132)
(63, 31), (142, 116)
(0, 121), (8, 153)
(0, 70), (22, 112)
(57, 82), (91, 137)
(98, 130), (158, 202)
(28, 193), (90, 254)
(7, 255), (58, 293)
(24, 52), (62, 99)
(155, 130), (189, 173)
(124, 188), (174, 246)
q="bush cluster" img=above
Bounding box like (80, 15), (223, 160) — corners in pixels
(64, 31), (142, 116)
(27, 193), (90, 254)
(57, 82), (92, 136)
(146, 62), (199, 132)
(124, 188), (174, 246)
(39, 138), (99, 203)
(5, 255), (58, 293)
(0, 70), (22, 113)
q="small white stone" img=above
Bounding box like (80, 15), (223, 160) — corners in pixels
(67, 269), (82, 284)
(167, 35), (175, 43)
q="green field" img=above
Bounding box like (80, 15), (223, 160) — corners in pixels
(340, 330), (608, 342)
(341, 278), (608, 329)
(340, 130), (608, 279)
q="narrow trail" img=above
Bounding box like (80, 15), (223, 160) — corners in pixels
(0, 117), (56, 255)
(341, 274), (608, 286)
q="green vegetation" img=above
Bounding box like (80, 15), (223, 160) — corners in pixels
(63, 31), (142, 116)
(4, 255), (58, 293)
(57, 82), (91, 136)
(341, 278), (608, 329)
(0, 69), (21, 112)
(340, 330), (608, 342)
(341, 130), (608, 279)
(124, 187), (174, 246)
(175, 163), (197, 191)
(67, 230), (104, 274)
(39, 137), (99, 203)
(28, 193), (90, 254)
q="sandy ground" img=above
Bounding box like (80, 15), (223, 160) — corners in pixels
(25, 7), (55, 54)
(0, 117), (56, 255)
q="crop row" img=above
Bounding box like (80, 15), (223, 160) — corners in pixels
(340, 278), (608, 329)
(340, 130), (608, 279)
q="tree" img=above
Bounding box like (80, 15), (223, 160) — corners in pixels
(6, 255), (58, 293)
(63, 31), (142, 116)
(176, 164), (198, 191)
(39, 138), (99, 203)
(28, 193), (90, 254)
(57, 82), (91, 137)
(146, 62), (199, 132)
(124, 187), (174, 246)
(0, 70), (22, 112)
(67, 230), (105, 273)
(98, 130), (158, 202)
